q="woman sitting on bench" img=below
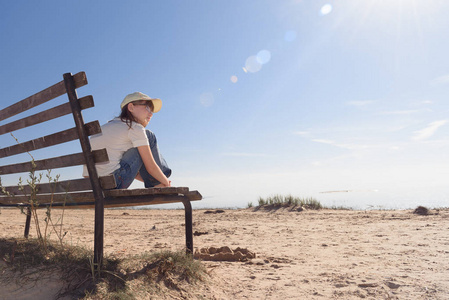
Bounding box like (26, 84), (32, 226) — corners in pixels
(84, 92), (171, 189)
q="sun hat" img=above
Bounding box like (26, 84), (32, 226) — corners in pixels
(120, 92), (162, 113)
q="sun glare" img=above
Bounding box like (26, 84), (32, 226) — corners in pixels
(335, 0), (444, 51)
(256, 50), (271, 65)
(320, 4), (332, 15)
(358, 0), (441, 18)
(245, 56), (262, 73)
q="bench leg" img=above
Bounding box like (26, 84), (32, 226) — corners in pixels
(182, 199), (193, 254)
(24, 207), (31, 238)
(94, 204), (104, 271)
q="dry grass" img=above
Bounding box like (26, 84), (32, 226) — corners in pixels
(252, 194), (323, 210)
(0, 238), (208, 299)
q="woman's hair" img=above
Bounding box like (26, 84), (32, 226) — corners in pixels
(120, 100), (154, 128)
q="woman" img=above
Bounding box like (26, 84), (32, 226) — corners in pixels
(83, 92), (171, 189)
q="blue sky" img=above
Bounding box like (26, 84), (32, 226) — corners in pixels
(1, 0), (448, 209)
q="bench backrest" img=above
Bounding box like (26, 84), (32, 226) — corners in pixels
(0, 72), (113, 207)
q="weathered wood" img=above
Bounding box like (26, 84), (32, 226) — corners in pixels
(0, 72), (87, 122)
(0, 175), (116, 196)
(64, 72), (106, 269)
(0, 194), (199, 209)
(0, 95), (94, 136)
(182, 199), (193, 253)
(0, 188), (198, 205)
(105, 187), (189, 197)
(0, 148), (108, 175)
(0, 186), (201, 204)
(103, 194), (196, 208)
(185, 190), (202, 201)
(0, 191), (96, 204)
(0, 121), (100, 158)
(24, 207), (31, 238)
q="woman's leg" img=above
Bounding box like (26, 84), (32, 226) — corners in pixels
(112, 147), (143, 189)
(113, 130), (171, 189)
(138, 130), (172, 188)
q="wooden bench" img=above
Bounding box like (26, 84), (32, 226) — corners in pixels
(0, 72), (202, 267)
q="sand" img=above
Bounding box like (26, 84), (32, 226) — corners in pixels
(0, 207), (448, 299)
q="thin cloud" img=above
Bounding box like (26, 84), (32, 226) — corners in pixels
(431, 74), (449, 85)
(312, 139), (335, 145)
(293, 131), (311, 137)
(412, 120), (448, 141)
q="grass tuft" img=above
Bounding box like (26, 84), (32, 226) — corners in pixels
(0, 238), (207, 299)
(256, 194), (323, 210)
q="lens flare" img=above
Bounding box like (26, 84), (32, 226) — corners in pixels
(256, 50), (271, 64)
(320, 4), (332, 15)
(230, 75), (238, 83)
(199, 93), (214, 107)
(245, 56), (262, 73)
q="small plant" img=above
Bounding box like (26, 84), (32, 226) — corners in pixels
(328, 205), (352, 210)
(146, 250), (206, 283)
(301, 197), (322, 210)
(247, 202), (253, 208)
(44, 171), (69, 247)
(1, 133), (69, 253)
(284, 194), (295, 206)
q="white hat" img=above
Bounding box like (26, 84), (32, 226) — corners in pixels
(120, 92), (162, 113)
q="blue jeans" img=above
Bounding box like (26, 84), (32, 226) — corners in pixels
(112, 130), (171, 189)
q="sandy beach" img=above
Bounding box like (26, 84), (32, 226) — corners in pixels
(1, 207), (448, 299)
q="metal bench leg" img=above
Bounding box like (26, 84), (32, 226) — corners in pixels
(24, 207), (31, 238)
(182, 199), (193, 254)
(94, 203), (104, 271)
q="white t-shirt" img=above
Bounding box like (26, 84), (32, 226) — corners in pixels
(82, 118), (149, 177)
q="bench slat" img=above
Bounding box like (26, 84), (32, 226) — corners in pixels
(185, 190), (202, 201)
(103, 194), (197, 208)
(0, 175), (116, 195)
(0, 191), (94, 204)
(1, 194), (197, 209)
(0, 148), (108, 175)
(104, 187), (189, 197)
(0, 121), (100, 159)
(0, 95), (94, 136)
(0, 72), (87, 122)
(0, 187), (198, 204)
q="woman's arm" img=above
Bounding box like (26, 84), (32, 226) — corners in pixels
(137, 145), (171, 187)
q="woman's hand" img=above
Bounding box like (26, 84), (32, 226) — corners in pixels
(154, 181), (171, 188)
